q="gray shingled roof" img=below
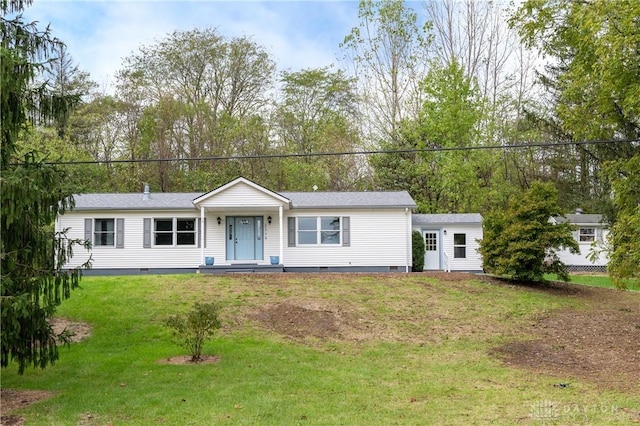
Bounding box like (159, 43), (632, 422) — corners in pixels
(71, 190), (416, 211)
(71, 193), (202, 210)
(553, 213), (605, 225)
(412, 213), (482, 226)
(280, 192), (416, 209)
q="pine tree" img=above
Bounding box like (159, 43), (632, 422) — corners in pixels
(1, 0), (90, 374)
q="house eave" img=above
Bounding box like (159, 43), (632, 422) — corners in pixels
(291, 204), (417, 210)
(68, 207), (199, 212)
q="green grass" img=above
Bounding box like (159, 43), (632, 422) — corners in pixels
(2, 274), (638, 425)
(546, 273), (639, 290)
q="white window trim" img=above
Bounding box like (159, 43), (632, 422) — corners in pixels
(453, 233), (467, 259)
(297, 216), (342, 246)
(152, 217), (197, 247)
(578, 227), (596, 243)
(424, 231), (437, 252)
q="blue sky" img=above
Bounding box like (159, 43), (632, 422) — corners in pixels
(19, 0), (366, 91)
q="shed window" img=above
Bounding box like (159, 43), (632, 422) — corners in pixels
(579, 228), (595, 243)
(453, 233), (466, 258)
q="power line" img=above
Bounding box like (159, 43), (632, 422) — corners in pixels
(40, 138), (639, 166)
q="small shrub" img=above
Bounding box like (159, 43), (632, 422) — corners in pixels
(412, 230), (425, 272)
(165, 302), (221, 362)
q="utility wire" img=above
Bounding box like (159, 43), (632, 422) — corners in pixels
(37, 138), (639, 166)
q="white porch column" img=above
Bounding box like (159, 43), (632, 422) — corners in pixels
(279, 205), (284, 264)
(200, 206), (205, 265)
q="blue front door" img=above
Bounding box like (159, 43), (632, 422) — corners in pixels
(226, 216), (264, 261)
(235, 217), (255, 260)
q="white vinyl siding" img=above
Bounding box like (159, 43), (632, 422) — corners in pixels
(447, 225), (482, 271)
(63, 211), (205, 269)
(412, 223), (483, 271)
(60, 208), (412, 270)
(558, 226), (609, 266)
(283, 209), (410, 268)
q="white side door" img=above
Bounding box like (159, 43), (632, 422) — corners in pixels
(423, 230), (440, 270)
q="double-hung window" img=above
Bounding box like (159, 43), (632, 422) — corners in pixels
(85, 218), (124, 248)
(579, 228), (596, 243)
(94, 218), (115, 246)
(297, 216), (341, 245)
(453, 233), (466, 258)
(320, 217), (341, 244)
(153, 218), (196, 246)
(176, 219), (196, 245)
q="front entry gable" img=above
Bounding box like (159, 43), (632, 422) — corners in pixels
(193, 177), (291, 210)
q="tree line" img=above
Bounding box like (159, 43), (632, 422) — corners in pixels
(11, 1), (638, 214)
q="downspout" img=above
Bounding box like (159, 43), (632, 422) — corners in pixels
(406, 208), (411, 273)
(200, 206), (205, 265)
(279, 205), (284, 265)
(54, 214), (60, 268)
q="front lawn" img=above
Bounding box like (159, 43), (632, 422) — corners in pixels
(546, 273), (639, 290)
(2, 273), (638, 425)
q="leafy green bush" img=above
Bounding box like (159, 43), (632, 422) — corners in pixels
(602, 155), (640, 289)
(165, 302), (221, 362)
(412, 230), (425, 272)
(479, 181), (579, 282)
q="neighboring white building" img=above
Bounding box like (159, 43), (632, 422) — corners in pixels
(412, 214), (484, 272)
(58, 177), (417, 274)
(550, 212), (609, 271)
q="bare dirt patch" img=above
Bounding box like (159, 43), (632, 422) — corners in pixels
(50, 317), (92, 344)
(421, 271), (481, 282)
(0, 318), (92, 424)
(250, 302), (342, 340)
(493, 284), (640, 393)
(0, 389), (52, 426)
(157, 355), (221, 365)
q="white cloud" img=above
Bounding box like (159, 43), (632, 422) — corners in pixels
(21, 0), (361, 93)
